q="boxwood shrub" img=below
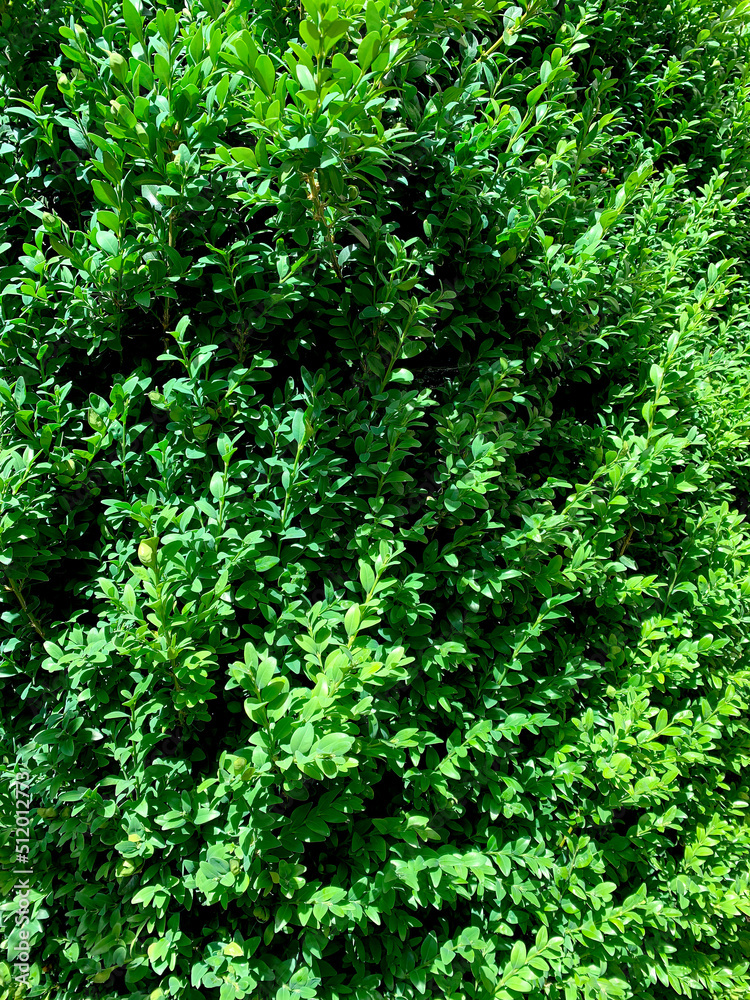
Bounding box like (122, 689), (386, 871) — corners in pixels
(2, 0), (750, 999)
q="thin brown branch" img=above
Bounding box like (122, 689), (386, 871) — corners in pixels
(617, 525), (635, 558)
(4, 577), (45, 639)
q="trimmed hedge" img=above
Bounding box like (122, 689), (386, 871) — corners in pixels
(2, 0), (750, 999)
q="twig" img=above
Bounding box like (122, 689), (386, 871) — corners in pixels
(3, 577), (45, 640)
(617, 525), (635, 558)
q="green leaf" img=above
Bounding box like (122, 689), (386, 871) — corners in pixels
(292, 409), (306, 444)
(299, 19), (322, 55)
(230, 147), (257, 168)
(611, 753), (632, 775)
(505, 976), (533, 992)
(313, 733), (354, 757)
(344, 604), (361, 636)
(359, 561), (375, 594)
(96, 210), (120, 232)
(527, 82), (546, 106)
(92, 180), (118, 208)
(153, 52), (170, 85)
(148, 939), (169, 964)
(256, 657), (276, 690)
(253, 53), (276, 96)
(122, 0), (144, 43)
(109, 52), (129, 83)
(255, 555), (280, 572)
(509, 940), (527, 968)
(209, 472), (224, 499)
(122, 583), (137, 615)
(290, 722), (315, 754)
(194, 807), (221, 825)
(296, 63), (316, 91)
(357, 31), (380, 72)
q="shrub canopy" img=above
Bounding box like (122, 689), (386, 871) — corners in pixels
(2, 1), (750, 999)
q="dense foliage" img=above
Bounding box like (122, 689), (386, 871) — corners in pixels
(2, 0), (750, 998)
